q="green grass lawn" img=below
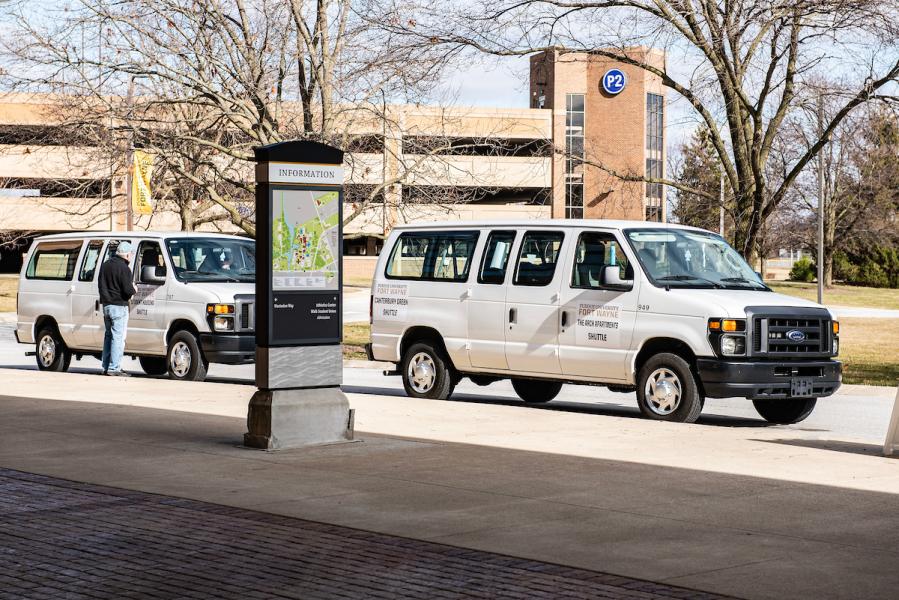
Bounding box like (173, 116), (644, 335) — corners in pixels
(838, 318), (899, 387)
(0, 276), (17, 312)
(768, 281), (899, 310)
(3, 274), (893, 384)
(343, 322), (371, 360)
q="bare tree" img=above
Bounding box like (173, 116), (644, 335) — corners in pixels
(0, 0), (470, 235)
(370, 0), (899, 258)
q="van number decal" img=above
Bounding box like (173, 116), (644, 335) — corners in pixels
(638, 304), (650, 312)
(576, 302), (621, 345)
(373, 283), (409, 321)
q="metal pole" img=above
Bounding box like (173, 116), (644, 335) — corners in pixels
(381, 89), (387, 239)
(719, 172), (725, 236)
(817, 94), (825, 304)
(125, 76), (135, 232)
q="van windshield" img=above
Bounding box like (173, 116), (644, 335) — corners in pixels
(626, 228), (769, 290)
(166, 238), (255, 283)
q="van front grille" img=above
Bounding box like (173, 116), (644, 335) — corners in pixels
(752, 315), (830, 357)
(234, 296), (255, 332)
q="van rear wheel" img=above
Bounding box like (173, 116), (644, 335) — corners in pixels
(753, 398), (817, 424)
(139, 356), (168, 377)
(636, 353), (703, 423)
(401, 342), (455, 400)
(167, 331), (208, 382)
(35, 327), (71, 373)
(511, 379), (562, 403)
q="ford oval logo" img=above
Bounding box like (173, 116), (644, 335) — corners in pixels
(787, 329), (806, 342)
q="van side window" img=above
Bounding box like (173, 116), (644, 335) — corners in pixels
(513, 231), (564, 286)
(134, 241), (166, 281)
(571, 232), (630, 289)
(103, 240), (133, 264)
(78, 240), (104, 282)
(26, 241), (83, 281)
(385, 231), (479, 281)
(478, 231), (516, 284)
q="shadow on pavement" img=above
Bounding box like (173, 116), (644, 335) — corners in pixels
(2, 396), (899, 600)
(341, 384), (767, 428)
(753, 437), (887, 457)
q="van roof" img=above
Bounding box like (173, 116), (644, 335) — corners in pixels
(32, 231), (251, 242)
(391, 219), (708, 232)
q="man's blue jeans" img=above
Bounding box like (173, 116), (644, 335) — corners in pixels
(101, 304), (129, 373)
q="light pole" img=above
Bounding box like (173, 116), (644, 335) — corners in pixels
(125, 76), (136, 232)
(817, 94), (825, 305)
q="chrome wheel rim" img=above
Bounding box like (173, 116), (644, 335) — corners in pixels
(644, 368), (682, 416)
(38, 335), (56, 367)
(407, 352), (436, 394)
(170, 341), (192, 377)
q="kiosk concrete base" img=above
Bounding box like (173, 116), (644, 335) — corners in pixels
(244, 388), (354, 450)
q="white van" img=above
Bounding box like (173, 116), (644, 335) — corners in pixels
(369, 220), (841, 424)
(16, 232), (255, 381)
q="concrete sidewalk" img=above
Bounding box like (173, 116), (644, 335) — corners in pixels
(1, 368), (899, 599)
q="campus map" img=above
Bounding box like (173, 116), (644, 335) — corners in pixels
(272, 189), (340, 290)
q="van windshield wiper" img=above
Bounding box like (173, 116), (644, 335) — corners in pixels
(720, 277), (771, 291)
(657, 274), (725, 289)
(195, 270), (242, 282)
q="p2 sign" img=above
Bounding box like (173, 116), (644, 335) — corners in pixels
(602, 69), (627, 95)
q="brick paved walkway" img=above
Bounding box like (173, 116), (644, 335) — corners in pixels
(0, 469), (735, 600)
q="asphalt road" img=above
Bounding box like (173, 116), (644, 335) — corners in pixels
(1, 319), (894, 446)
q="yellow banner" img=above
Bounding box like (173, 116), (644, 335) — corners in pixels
(131, 150), (155, 216)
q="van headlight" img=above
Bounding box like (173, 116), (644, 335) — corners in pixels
(832, 337), (839, 356)
(720, 334), (746, 356)
(213, 316), (234, 331)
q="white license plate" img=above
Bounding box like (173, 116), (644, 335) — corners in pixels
(790, 377), (814, 397)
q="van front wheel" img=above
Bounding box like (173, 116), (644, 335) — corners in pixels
(753, 398), (817, 425)
(636, 353), (703, 423)
(511, 379), (562, 403)
(167, 331), (208, 382)
(401, 342), (455, 400)
(35, 327), (71, 372)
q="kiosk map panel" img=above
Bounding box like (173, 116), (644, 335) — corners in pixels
(272, 189), (340, 291)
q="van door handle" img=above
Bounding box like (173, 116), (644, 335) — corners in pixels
(551, 292), (560, 303)
(509, 307), (517, 324)
(95, 300), (100, 312)
(461, 288), (472, 300)
(561, 310), (568, 328)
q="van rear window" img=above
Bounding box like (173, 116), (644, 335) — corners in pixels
(26, 240), (83, 280)
(385, 231), (479, 281)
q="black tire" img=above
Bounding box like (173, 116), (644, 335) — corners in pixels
(469, 375), (500, 387)
(139, 356), (168, 376)
(511, 379), (563, 403)
(35, 327), (72, 372)
(166, 330), (208, 382)
(753, 398), (817, 424)
(636, 353), (703, 423)
(401, 342), (455, 400)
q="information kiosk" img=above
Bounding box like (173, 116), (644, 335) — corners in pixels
(244, 140), (354, 450)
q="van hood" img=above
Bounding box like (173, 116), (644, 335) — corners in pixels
(173, 282), (255, 304)
(662, 288), (830, 319)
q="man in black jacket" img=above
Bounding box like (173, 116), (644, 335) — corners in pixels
(98, 241), (136, 376)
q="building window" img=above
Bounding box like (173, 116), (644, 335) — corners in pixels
(565, 93), (585, 219)
(645, 93), (664, 222)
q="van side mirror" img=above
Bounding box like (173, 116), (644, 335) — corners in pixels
(140, 265), (167, 285)
(602, 265), (633, 291)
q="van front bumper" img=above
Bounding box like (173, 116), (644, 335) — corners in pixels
(199, 333), (255, 365)
(696, 358), (841, 400)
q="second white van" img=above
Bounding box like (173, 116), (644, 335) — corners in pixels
(368, 220), (841, 424)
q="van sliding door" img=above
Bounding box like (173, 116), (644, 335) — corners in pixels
(503, 230), (565, 375)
